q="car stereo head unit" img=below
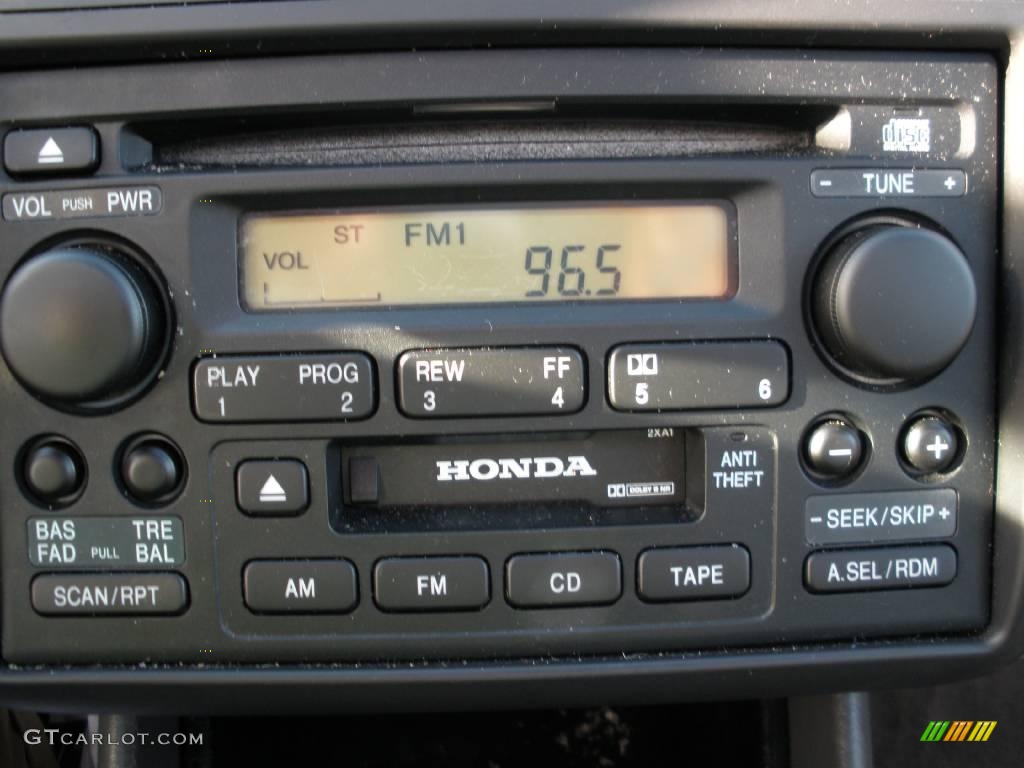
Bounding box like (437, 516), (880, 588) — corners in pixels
(0, 47), (1010, 711)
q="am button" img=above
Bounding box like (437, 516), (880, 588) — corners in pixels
(243, 559), (358, 614)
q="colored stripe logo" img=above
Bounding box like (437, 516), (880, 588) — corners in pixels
(920, 721), (997, 742)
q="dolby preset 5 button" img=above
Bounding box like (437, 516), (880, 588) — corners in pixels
(607, 341), (789, 412)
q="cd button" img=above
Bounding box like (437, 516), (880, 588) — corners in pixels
(236, 459), (309, 516)
(374, 556), (490, 612)
(244, 559), (358, 614)
(505, 551), (622, 608)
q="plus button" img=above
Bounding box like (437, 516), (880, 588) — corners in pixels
(927, 436), (950, 460)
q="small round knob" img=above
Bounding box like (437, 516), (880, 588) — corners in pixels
(121, 436), (184, 504)
(803, 417), (865, 481)
(0, 240), (170, 410)
(812, 222), (976, 384)
(22, 438), (85, 504)
(902, 414), (960, 475)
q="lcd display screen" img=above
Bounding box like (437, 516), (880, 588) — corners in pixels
(240, 203), (734, 309)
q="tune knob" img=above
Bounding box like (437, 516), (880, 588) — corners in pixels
(0, 240), (170, 410)
(811, 222), (976, 384)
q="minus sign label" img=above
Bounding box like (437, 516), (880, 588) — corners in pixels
(809, 517), (823, 523)
(818, 179), (833, 186)
(828, 448), (853, 457)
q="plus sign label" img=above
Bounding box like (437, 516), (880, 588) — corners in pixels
(805, 489), (957, 545)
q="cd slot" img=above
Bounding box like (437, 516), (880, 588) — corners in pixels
(133, 103), (834, 171)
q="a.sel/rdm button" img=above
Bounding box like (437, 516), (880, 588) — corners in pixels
(805, 545), (957, 593)
(192, 353), (375, 423)
(398, 347), (584, 417)
(607, 341), (789, 411)
(31, 572), (188, 616)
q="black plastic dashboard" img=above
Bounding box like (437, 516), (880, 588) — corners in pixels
(0, 0), (1022, 717)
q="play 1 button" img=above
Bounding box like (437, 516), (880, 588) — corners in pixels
(236, 459), (309, 516)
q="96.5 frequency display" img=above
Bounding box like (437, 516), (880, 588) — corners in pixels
(240, 202), (734, 309)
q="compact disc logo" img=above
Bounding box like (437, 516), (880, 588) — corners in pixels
(435, 456), (598, 482)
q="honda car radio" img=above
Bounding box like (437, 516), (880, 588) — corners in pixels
(0, 47), (1014, 709)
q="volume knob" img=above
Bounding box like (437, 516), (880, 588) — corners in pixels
(811, 222), (976, 384)
(0, 240), (170, 410)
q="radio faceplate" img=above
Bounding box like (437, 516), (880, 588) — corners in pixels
(0, 49), (1002, 689)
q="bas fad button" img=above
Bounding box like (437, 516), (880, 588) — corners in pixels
(236, 459), (309, 516)
(243, 559), (358, 614)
